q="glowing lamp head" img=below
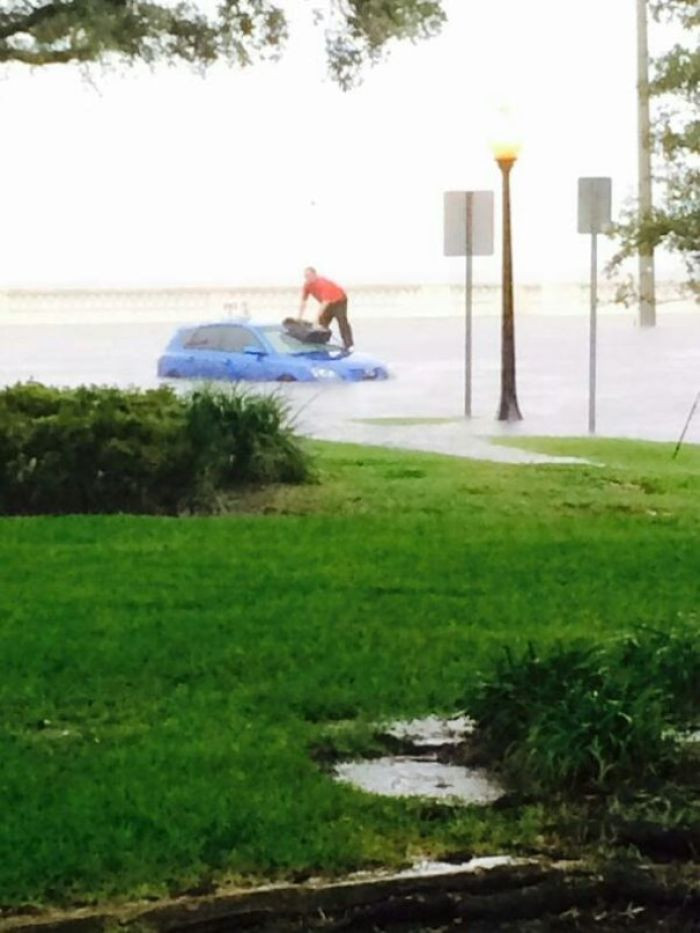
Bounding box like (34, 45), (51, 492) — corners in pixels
(489, 105), (522, 163)
(491, 139), (522, 162)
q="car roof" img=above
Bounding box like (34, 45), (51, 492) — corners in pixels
(178, 320), (278, 330)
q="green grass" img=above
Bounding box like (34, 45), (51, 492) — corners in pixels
(493, 434), (700, 472)
(1, 438), (700, 908)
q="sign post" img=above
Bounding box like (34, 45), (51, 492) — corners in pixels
(577, 177), (612, 434)
(444, 190), (494, 417)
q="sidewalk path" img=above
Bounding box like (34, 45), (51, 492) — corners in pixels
(302, 417), (588, 465)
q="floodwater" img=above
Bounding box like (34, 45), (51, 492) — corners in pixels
(332, 715), (503, 806)
(334, 757), (504, 805)
(1, 311), (699, 459)
(383, 715), (475, 748)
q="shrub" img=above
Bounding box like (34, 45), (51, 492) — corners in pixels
(0, 382), (311, 515)
(185, 386), (309, 489)
(466, 628), (700, 794)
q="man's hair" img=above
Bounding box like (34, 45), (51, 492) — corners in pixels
(305, 266), (317, 275)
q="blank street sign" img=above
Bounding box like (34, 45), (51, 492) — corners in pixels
(578, 176), (612, 436)
(444, 191), (494, 257)
(578, 178), (612, 234)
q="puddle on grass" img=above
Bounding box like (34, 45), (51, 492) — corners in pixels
(396, 855), (523, 877)
(664, 726), (700, 747)
(344, 855), (524, 883)
(333, 756), (504, 805)
(383, 714), (475, 749)
(331, 714), (504, 806)
(679, 728), (700, 745)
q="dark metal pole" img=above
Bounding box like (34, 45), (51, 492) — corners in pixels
(672, 389), (700, 459)
(496, 158), (522, 421)
(465, 193), (473, 418)
(589, 231), (598, 434)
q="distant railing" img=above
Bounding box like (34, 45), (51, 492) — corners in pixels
(0, 284), (480, 322)
(0, 282), (692, 323)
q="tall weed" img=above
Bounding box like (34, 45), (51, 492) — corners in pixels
(467, 628), (700, 793)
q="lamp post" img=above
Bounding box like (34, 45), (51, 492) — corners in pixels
(492, 138), (523, 422)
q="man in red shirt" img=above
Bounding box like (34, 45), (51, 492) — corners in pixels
(298, 267), (354, 350)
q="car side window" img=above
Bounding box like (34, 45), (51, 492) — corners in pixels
(220, 327), (265, 353)
(184, 326), (264, 353)
(184, 326), (225, 350)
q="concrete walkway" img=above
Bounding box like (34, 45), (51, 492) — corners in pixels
(302, 417), (587, 464)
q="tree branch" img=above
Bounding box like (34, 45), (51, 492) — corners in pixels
(0, 2), (72, 41)
(0, 44), (92, 62)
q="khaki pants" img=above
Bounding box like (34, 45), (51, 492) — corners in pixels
(319, 298), (354, 349)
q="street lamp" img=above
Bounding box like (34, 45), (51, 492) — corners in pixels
(491, 135), (523, 422)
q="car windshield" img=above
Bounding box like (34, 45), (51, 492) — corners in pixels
(261, 326), (344, 356)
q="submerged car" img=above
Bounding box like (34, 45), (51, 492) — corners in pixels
(157, 321), (390, 383)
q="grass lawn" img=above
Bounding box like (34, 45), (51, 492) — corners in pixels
(1, 437), (699, 908)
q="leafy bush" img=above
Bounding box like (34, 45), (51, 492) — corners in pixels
(0, 382), (311, 515)
(185, 387), (309, 490)
(467, 627), (700, 794)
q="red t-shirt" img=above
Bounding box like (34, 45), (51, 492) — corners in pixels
(302, 277), (346, 303)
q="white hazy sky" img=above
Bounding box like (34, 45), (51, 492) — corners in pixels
(0, 0), (689, 288)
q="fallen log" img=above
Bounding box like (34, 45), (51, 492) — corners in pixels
(313, 866), (700, 931)
(1, 860), (698, 933)
(613, 820), (700, 860)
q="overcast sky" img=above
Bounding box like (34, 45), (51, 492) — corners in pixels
(0, 0), (689, 288)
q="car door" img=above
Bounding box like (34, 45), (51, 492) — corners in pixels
(180, 325), (264, 380)
(181, 326), (231, 379)
(218, 326), (268, 381)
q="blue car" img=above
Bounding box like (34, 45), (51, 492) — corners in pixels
(157, 321), (390, 383)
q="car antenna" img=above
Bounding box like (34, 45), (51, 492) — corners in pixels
(223, 301), (250, 321)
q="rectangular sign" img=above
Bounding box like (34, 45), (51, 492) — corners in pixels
(444, 190), (494, 257)
(578, 177), (612, 234)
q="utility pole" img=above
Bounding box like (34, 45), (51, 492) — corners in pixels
(637, 0), (656, 327)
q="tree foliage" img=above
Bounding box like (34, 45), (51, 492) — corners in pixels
(316, 0), (446, 87)
(0, 0), (446, 86)
(611, 0), (699, 291)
